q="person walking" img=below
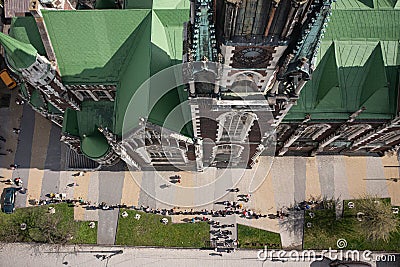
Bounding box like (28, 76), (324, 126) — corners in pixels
(14, 177), (23, 186)
(9, 163), (19, 170)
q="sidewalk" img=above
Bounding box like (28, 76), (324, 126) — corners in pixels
(1, 84), (400, 248)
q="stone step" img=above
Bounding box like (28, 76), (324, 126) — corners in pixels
(66, 148), (100, 170)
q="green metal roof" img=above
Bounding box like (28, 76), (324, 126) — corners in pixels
(94, 0), (116, 9)
(76, 101), (114, 137)
(47, 102), (63, 114)
(286, 5), (400, 122)
(62, 101), (114, 160)
(113, 7), (192, 137)
(62, 101), (114, 136)
(148, 85), (193, 137)
(30, 89), (45, 108)
(19, 83), (28, 99)
(62, 108), (80, 136)
(9, 16), (46, 57)
(0, 32), (37, 70)
(332, 0), (400, 9)
(285, 41), (399, 121)
(55, 3), (193, 149)
(124, 0), (190, 9)
(81, 131), (110, 159)
(324, 10), (400, 40)
(42, 9), (151, 84)
(44, 6), (193, 139)
(152, 0), (190, 9)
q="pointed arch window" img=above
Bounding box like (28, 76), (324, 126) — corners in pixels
(212, 144), (244, 164)
(301, 124), (331, 140)
(341, 124), (372, 140)
(372, 130), (400, 145)
(216, 112), (257, 142)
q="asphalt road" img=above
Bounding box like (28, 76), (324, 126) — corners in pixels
(1, 243), (399, 267)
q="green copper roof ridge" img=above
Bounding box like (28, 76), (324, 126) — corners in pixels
(332, 0), (399, 9)
(30, 89), (46, 108)
(10, 16), (47, 57)
(376, 0), (397, 8)
(359, 43), (389, 106)
(0, 32), (37, 69)
(324, 9), (400, 40)
(314, 42), (340, 108)
(42, 9), (151, 83)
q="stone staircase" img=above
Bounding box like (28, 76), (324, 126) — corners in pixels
(66, 148), (100, 170)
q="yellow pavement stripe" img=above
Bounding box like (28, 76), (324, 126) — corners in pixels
(381, 155), (400, 206)
(345, 157), (367, 199)
(271, 157), (295, 208)
(253, 165), (276, 215)
(73, 172), (90, 221)
(0, 167), (14, 193)
(120, 171), (141, 206)
(26, 169), (44, 204)
(26, 113), (51, 205)
(305, 158), (321, 200)
(248, 159), (280, 233)
(175, 171), (195, 207)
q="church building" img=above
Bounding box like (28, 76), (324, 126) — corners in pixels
(1, 0), (400, 170)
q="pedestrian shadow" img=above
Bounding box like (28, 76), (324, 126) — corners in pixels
(159, 184), (171, 189)
(209, 252), (223, 257)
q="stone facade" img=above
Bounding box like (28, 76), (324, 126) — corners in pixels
(2, 0), (400, 170)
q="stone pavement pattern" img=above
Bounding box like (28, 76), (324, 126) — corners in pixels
(1, 87), (400, 247)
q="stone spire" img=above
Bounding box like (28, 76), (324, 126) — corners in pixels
(0, 32), (37, 70)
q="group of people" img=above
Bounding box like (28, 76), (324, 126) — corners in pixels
(2, 176), (23, 186)
(289, 200), (320, 211)
(169, 175), (181, 184)
(9, 163), (19, 170)
(209, 222), (237, 253)
(13, 177), (23, 186)
(214, 193), (268, 219)
(15, 98), (24, 105)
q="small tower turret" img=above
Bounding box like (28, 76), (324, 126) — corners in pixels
(0, 32), (80, 114)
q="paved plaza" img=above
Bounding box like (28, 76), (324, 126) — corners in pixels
(1, 243), (399, 267)
(1, 88), (400, 247)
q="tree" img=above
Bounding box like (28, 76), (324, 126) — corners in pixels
(0, 206), (75, 244)
(355, 195), (399, 242)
